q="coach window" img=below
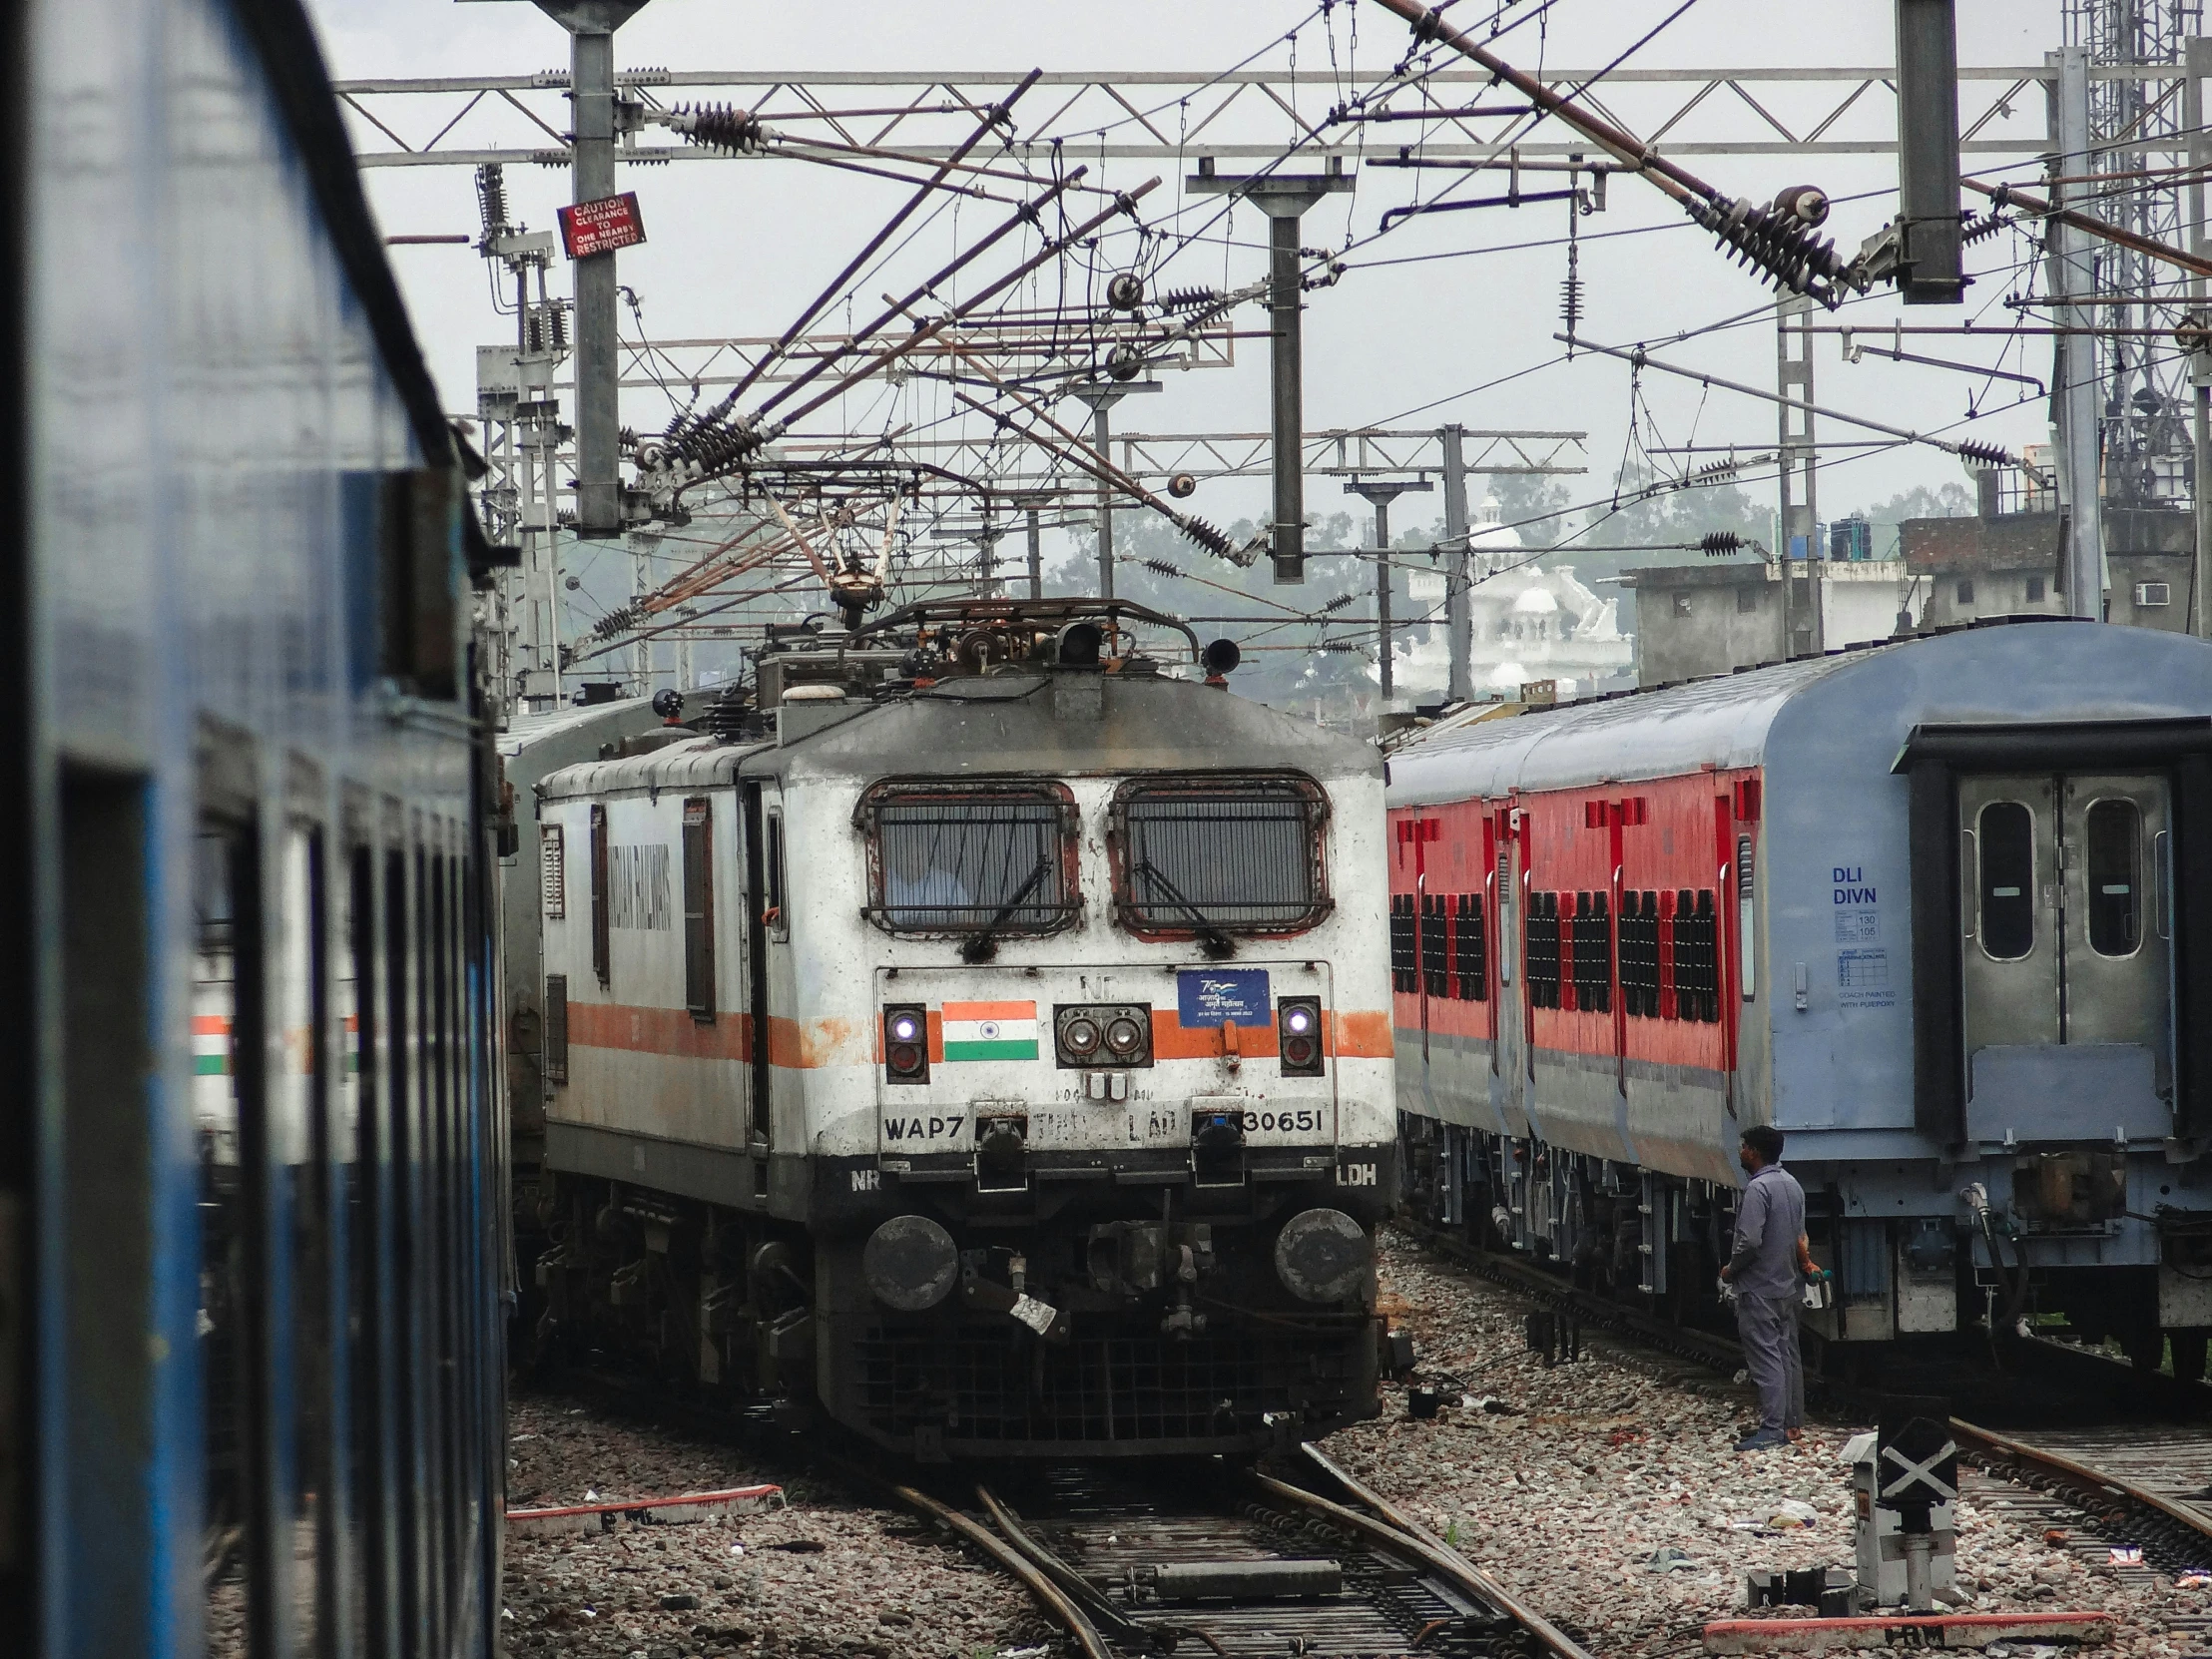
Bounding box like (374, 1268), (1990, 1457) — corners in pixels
(196, 822), (264, 1656)
(860, 782), (1078, 935)
(683, 800), (717, 1014)
(1110, 774), (1330, 938)
(765, 807), (790, 942)
(2085, 799), (2142, 956)
(1977, 801), (2036, 960)
(339, 843), (381, 1655)
(276, 825), (333, 1652)
(589, 804), (611, 985)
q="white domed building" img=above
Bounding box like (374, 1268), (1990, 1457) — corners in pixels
(1394, 495), (1634, 704)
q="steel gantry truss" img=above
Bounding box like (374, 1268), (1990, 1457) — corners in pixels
(757, 424), (1587, 490)
(332, 64), (2067, 170)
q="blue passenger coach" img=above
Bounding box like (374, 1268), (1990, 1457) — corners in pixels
(5, 0), (508, 1653)
(1387, 622), (2212, 1377)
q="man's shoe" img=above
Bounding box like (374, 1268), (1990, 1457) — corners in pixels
(1733, 1429), (1788, 1451)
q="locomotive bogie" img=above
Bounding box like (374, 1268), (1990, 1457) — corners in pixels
(530, 657), (1396, 1454)
(1390, 622), (2212, 1362)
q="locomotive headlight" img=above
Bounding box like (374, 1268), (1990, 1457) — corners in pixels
(1056, 1003), (1153, 1068)
(1277, 996), (1324, 1077)
(883, 1004), (929, 1084)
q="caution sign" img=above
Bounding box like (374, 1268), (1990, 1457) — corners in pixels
(557, 192), (646, 259)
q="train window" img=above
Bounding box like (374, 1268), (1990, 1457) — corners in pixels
(339, 845), (377, 1656)
(545, 975), (570, 1083)
(765, 807), (790, 941)
(276, 827), (332, 1652)
(683, 800), (717, 1016)
(1976, 802), (2036, 960)
(862, 782), (1077, 934)
(1620, 890), (1662, 1017)
(540, 824), (565, 919)
(1419, 892), (1449, 995)
(2085, 799), (2142, 956)
(1525, 890), (1562, 1009)
(589, 804), (611, 985)
(1737, 836), (1757, 1001)
(1568, 891), (1612, 1013)
(1389, 895), (1416, 992)
(1671, 889), (1722, 1022)
(196, 825), (263, 1656)
(1111, 774), (1330, 935)
(57, 772), (153, 1656)
(383, 845), (423, 1638)
(1452, 891), (1487, 1000)
(1495, 848), (1513, 988)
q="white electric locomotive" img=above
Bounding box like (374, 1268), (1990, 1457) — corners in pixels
(1386, 618), (2212, 1377)
(527, 601), (1395, 1457)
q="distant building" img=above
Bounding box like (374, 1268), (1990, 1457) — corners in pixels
(1901, 492), (2193, 634)
(1901, 510), (2065, 628)
(1395, 496), (1635, 703)
(1620, 559), (1908, 687)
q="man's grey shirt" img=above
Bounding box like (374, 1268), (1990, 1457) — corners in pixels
(1731, 1162), (1806, 1299)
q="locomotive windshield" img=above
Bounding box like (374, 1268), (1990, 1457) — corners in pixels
(863, 782), (1077, 933)
(1112, 774), (1330, 934)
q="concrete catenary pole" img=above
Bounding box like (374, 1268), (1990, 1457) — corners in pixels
(1071, 380), (1157, 602)
(1440, 424), (1473, 703)
(1187, 155), (1354, 584)
(1351, 477), (1431, 705)
(1893, 0), (1964, 304)
(2051, 46), (2107, 619)
(1776, 294), (1823, 654)
(535, 0), (652, 538)
(2189, 37), (2212, 638)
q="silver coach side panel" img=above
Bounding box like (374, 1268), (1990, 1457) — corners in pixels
(1759, 624), (2212, 1155)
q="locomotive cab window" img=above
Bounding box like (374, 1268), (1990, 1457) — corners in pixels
(2085, 798), (2142, 956)
(1111, 774), (1330, 935)
(861, 781), (1077, 935)
(1976, 801), (2036, 961)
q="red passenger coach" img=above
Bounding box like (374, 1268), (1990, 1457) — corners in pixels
(1385, 623), (2212, 1372)
(1390, 771), (1762, 1124)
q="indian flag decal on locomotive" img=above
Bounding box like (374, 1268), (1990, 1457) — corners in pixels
(940, 999), (1039, 1061)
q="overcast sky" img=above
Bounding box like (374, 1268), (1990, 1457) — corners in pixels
(309, 1), (2072, 568)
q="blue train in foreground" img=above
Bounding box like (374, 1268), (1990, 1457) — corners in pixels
(5, 0), (507, 1652)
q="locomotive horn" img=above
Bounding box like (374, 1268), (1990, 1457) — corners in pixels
(862, 1215), (960, 1312)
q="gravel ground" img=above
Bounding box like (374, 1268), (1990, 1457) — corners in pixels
(501, 1231), (2212, 1659)
(1330, 1229), (2212, 1659)
(501, 1396), (1048, 1659)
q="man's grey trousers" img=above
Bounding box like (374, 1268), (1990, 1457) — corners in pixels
(1735, 1291), (1805, 1434)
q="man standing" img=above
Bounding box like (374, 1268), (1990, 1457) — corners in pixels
(1722, 1123), (1808, 1451)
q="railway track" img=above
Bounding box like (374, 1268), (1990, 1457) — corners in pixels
(1396, 1219), (2211, 1426)
(1949, 1419), (2212, 1572)
(560, 1365), (1591, 1656)
(869, 1444), (1595, 1659)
